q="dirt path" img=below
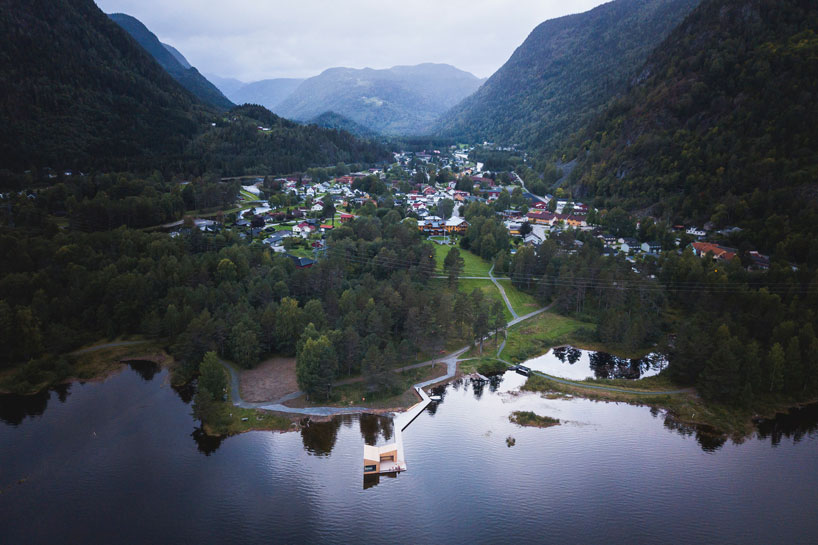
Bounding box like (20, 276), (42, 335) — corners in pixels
(489, 264), (518, 320)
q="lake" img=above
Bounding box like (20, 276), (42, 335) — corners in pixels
(1, 363), (817, 544)
(522, 346), (668, 380)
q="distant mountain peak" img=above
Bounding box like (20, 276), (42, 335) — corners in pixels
(275, 63), (484, 135)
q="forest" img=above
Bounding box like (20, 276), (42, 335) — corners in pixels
(0, 192), (506, 404)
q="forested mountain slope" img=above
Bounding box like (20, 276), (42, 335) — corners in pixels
(0, 0), (388, 177)
(0, 0), (209, 172)
(109, 13), (233, 110)
(569, 0), (818, 263)
(435, 0), (699, 152)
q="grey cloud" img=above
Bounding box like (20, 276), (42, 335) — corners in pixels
(96, 0), (606, 81)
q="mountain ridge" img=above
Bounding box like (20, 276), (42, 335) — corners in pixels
(434, 0), (699, 152)
(108, 12), (233, 110)
(276, 63), (485, 135)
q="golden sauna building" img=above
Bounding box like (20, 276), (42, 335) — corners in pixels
(363, 444), (401, 475)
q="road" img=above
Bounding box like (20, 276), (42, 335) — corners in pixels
(512, 171), (549, 205)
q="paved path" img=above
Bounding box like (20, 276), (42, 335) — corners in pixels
(71, 340), (150, 355)
(489, 265), (518, 320)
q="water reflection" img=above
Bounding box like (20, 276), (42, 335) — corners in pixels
(526, 346), (668, 380)
(125, 360), (160, 381)
(300, 418), (342, 456)
(191, 426), (225, 455)
(756, 403), (818, 446)
(659, 413), (727, 452)
(0, 383), (71, 426)
(363, 472), (397, 490)
(358, 413), (394, 445)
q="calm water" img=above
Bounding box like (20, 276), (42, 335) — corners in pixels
(1, 364), (817, 544)
(523, 346), (668, 380)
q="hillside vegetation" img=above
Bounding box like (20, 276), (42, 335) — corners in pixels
(109, 13), (234, 110)
(435, 0), (699, 152)
(568, 0), (818, 264)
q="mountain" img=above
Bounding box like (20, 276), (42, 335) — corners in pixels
(435, 0), (699, 151)
(189, 105), (388, 174)
(108, 13), (233, 110)
(276, 63), (485, 135)
(163, 43), (191, 69)
(205, 73), (246, 97)
(568, 0), (818, 262)
(0, 0), (389, 175)
(308, 111), (379, 139)
(229, 78), (305, 111)
(0, 0), (209, 171)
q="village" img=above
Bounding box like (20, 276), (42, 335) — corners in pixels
(168, 145), (771, 273)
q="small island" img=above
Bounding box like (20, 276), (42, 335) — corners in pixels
(509, 410), (560, 428)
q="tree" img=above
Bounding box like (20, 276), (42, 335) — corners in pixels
(490, 300), (507, 348)
(230, 323), (261, 369)
(769, 343), (785, 393)
(275, 297), (305, 356)
(296, 335), (337, 400)
(443, 247), (465, 288)
(437, 198), (454, 220)
(198, 352), (227, 401)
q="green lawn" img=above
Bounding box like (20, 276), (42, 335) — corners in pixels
(500, 311), (596, 363)
(433, 244), (492, 277)
(497, 279), (540, 316)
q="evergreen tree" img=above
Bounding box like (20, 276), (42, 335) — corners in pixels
(198, 352), (227, 402)
(296, 335), (337, 400)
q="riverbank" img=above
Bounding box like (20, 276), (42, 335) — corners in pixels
(0, 338), (174, 395)
(521, 371), (818, 440)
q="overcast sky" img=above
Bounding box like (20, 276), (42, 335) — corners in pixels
(95, 0), (607, 82)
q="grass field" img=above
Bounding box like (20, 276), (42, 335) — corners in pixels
(497, 279), (540, 316)
(433, 244), (492, 277)
(500, 311), (596, 363)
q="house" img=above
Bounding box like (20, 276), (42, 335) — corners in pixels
(293, 222), (315, 238)
(262, 230), (293, 251)
(641, 241), (662, 255)
(286, 254), (316, 268)
(339, 213), (355, 223)
(524, 233), (543, 247)
(691, 242), (738, 262)
(748, 251), (770, 270)
(526, 210), (555, 225)
(418, 220), (444, 236)
(560, 214), (587, 228)
(620, 238), (640, 254)
(444, 217), (469, 234)
(599, 234), (617, 246)
(507, 222), (523, 236)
